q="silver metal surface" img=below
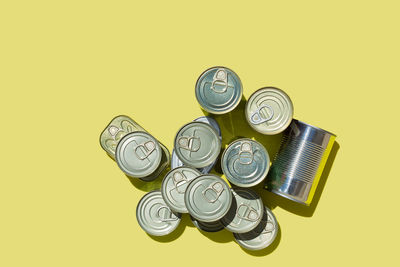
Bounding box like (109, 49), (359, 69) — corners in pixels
(136, 190), (181, 236)
(221, 138), (270, 187)
(245, 87), (294, 135)
(221, 188), (264, 233)
(171, 117), (221, 173)
(161, 167), (201, 213)
(265, 119), (337, 205)
(174, 122), (221, 168)
(233, 206), (278, 251)
(115, 132), (162, 178)
(184, 174), (232, 222)
(195, 66), (243, 114)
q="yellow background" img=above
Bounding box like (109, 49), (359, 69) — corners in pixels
(1, 1), (399, 266)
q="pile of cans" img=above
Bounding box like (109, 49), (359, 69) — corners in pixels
(100, 67), (337, 251)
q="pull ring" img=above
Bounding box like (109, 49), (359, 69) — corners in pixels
(177, 136), (201, 152)
(238, 141), (254, 165)
(134, 141), (156, 160)
(155, 206), (179, 222)
(250, 104), (274, 125)
(202, 182), (224, 203)
(236, 203), (260, 222)
(210, 69), (228, 93)
(172, 171), (189, 194)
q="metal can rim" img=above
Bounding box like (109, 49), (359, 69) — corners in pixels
(195, 66), (243, 114)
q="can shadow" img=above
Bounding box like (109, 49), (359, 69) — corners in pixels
(197, 228), (234, 243)
(147, 213), (193, 243)
(127, 175), (164, 192)
(265, 141), (340, 217)
(239, 222), (281, 256)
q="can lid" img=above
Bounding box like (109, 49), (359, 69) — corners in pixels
(221, 188), (264, 233)
(161, 167), (201, 213)
(245, 87), (294, 135)
(190, 216), (224, 232)
(100, 115), (143, 158)
(184, 174), (232, 222)
(136, 190), (181, 236)
(233, 206), (278, 251)
(221, 139), (270, 187)
(195, 67), (243, 114)
(174, 122), (221, 169)
(115, 131), (162, 178)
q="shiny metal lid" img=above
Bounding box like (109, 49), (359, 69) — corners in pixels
(161, 167), (201, 213)
(190, 216), (224, 232)
(136, 190), (181, 236)
(171, 116), (221, 173)
(195, 67), (243, 114)
(174, 122), (221, 169)
(233, 206), (278, 251)
(221, 138), (270, 187)
(245, 87), (294, 135)
(184, 174), (232, 222)
(99, 115), (145, 159)
(115, 131), (162, 178)
(221, 188), (263, 233)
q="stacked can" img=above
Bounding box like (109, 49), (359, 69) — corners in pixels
(100, 115), (170, 181)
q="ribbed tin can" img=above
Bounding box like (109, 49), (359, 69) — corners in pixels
(265, 119), (336, 205)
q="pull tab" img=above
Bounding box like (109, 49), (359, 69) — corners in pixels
(177, 136), (201, 152)
(155, 206), (179, 222)
(250, 104), (274, 125)
(238, 141), (254, 165)
(202, 182), (224, 203)
(210, 68), (228, 93)
(108, 125), (124, 140)
(172, 171), (189, 194)
(236, 204), (260, 222)
(262, 219), (275, 234)
(134, 140), (156, 160)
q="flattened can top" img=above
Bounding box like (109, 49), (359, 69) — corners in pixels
(221, 138), (270, 187)
(184, 174), (232, 222)
(174, 122), (221, 169)
(221, 188), (264, 234)
(136, 190), (181, 236)
(99, 115), (145, 158)
(195, 66), (243, 114)
(245, 87), (294, 135)
(193, 116), (222, 139)
(233, 206), (278, 251)
(115, 131), (162, 178)
(161, 167), (201, 213)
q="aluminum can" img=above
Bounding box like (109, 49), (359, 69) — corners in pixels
(184, 174), (232, 222)
(195, 66), (243, 114)
(161, 166), (201, 213)
(233, 206), (278, 251)
(265, 119), (337, 205)
(245, 87), (293, 135)
(221, 138), (270, 187)
(100, 115), (170, 181)
(136, 190), (181, 236)
(171, 116), (221, 173)
(221, 188), (264, 233)
(174, 122), (221, 169)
